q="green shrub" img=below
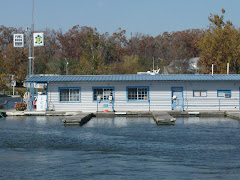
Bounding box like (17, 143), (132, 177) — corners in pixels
(0, 104), (3, 109)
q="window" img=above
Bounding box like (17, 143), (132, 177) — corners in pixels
(93, 87), (114, 101)
(59, 88), (80, 102)
(193, 90), (207, 97)
(127, 87), (149, 101)
(217, 90), (231, 98)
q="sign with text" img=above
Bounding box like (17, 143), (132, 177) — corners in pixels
(33, 32), (44, 46)
(13, 34), (24, 47)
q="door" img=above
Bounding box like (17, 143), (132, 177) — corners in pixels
(171, 87), (183, 111)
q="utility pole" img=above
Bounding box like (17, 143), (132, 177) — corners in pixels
(32, 0), (35, 75)
(26, 27), (34, 111)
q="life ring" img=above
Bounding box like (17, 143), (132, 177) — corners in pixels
(23, 92), (30, 102)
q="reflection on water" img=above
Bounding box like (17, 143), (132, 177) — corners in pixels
(0, 116), (240, 179)
(88, 117), (155, 127)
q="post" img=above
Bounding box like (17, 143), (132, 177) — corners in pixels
(219, 99), (220, 111)
(31, 0), (35, 75)
(227, 63), (229, 75)
(97, 100), (98, 112)
(12, 76), (15, 96)
(153, 57), (154, 71)
(212, 64), (214, 77)
(28, 28), (32, 111)
(27, 27), (35, 111)
(97, 95), (101, 112)
(149, 100), (150, 112)
(111, 96), (114, 112)
(65, 58), (69, 75)
(28, 33), (31, 78)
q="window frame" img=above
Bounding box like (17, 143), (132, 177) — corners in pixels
(217, 90), (231, 98)
(58, 87), (81, 103)
(92, 87), (114, 102)
(193, 90), (207, 97)
(126, 86), (149, 102)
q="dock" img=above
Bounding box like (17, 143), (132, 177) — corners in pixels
(2, 109), (240, 126)
(62, 113), (95, 126)
(225, 112), (240, 120)
(62, 111), (176, 126)
(152, 112), (176, 125)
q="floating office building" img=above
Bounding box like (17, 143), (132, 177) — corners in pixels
(26, 74), (240, 112)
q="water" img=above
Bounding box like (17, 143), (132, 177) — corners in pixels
(0, 116), (240, 180)
(0, 97), (21, 109)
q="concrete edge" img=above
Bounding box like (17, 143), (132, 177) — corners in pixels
(2, 110), (240, 121)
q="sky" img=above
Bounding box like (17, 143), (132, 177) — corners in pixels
(1, 0), (240, 37)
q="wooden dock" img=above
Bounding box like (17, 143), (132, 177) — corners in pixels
(152, 112), (176, 125)
(62, 113), (95, 126)
(62, 111), (176, 126)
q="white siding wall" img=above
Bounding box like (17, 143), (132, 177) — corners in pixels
(46, 81), (240, 112)
(183, 82), (239, 111)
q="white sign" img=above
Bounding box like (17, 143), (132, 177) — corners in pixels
(33, 32), (44, 46)
(11, 80), (16, 87)
(13, 34), (24, 47)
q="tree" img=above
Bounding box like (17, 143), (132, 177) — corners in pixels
(0, 74), (9, 91)
(1, 44), (27, 81)
(198, 9), (240, 74)
(0, 25), (17, 51)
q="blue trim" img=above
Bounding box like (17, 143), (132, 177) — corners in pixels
(217, 90), (231, 97)
(92, 87), (115, 102)
(193, 90), (207, 97)
(171, 87), (184, 111)
(58, 87), (81, 103)
(126, 86), (149, 102)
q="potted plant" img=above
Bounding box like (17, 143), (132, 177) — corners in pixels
(14, 102), (27, 111)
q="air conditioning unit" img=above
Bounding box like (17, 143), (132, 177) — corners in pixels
(225, 93), (231, 98)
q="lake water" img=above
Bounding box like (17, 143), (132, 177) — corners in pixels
(0, 116), (240, 180)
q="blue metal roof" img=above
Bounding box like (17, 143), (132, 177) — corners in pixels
(26, 74), (240, 83)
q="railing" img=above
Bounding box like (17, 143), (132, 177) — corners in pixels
(184, 98), (239, 111)
(96, 98), (240, 111)
(0, 91), (19, 96)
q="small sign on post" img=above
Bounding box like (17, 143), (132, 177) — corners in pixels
(11, 80), (16, 96)
(13, 34), (24, 47)
(33, 32), (44, 46)
(11, 80), (16, 87)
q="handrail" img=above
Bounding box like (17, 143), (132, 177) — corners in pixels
(97, 98), (240, 111)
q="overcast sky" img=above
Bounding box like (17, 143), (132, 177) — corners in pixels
(1, 0), (240, 36)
